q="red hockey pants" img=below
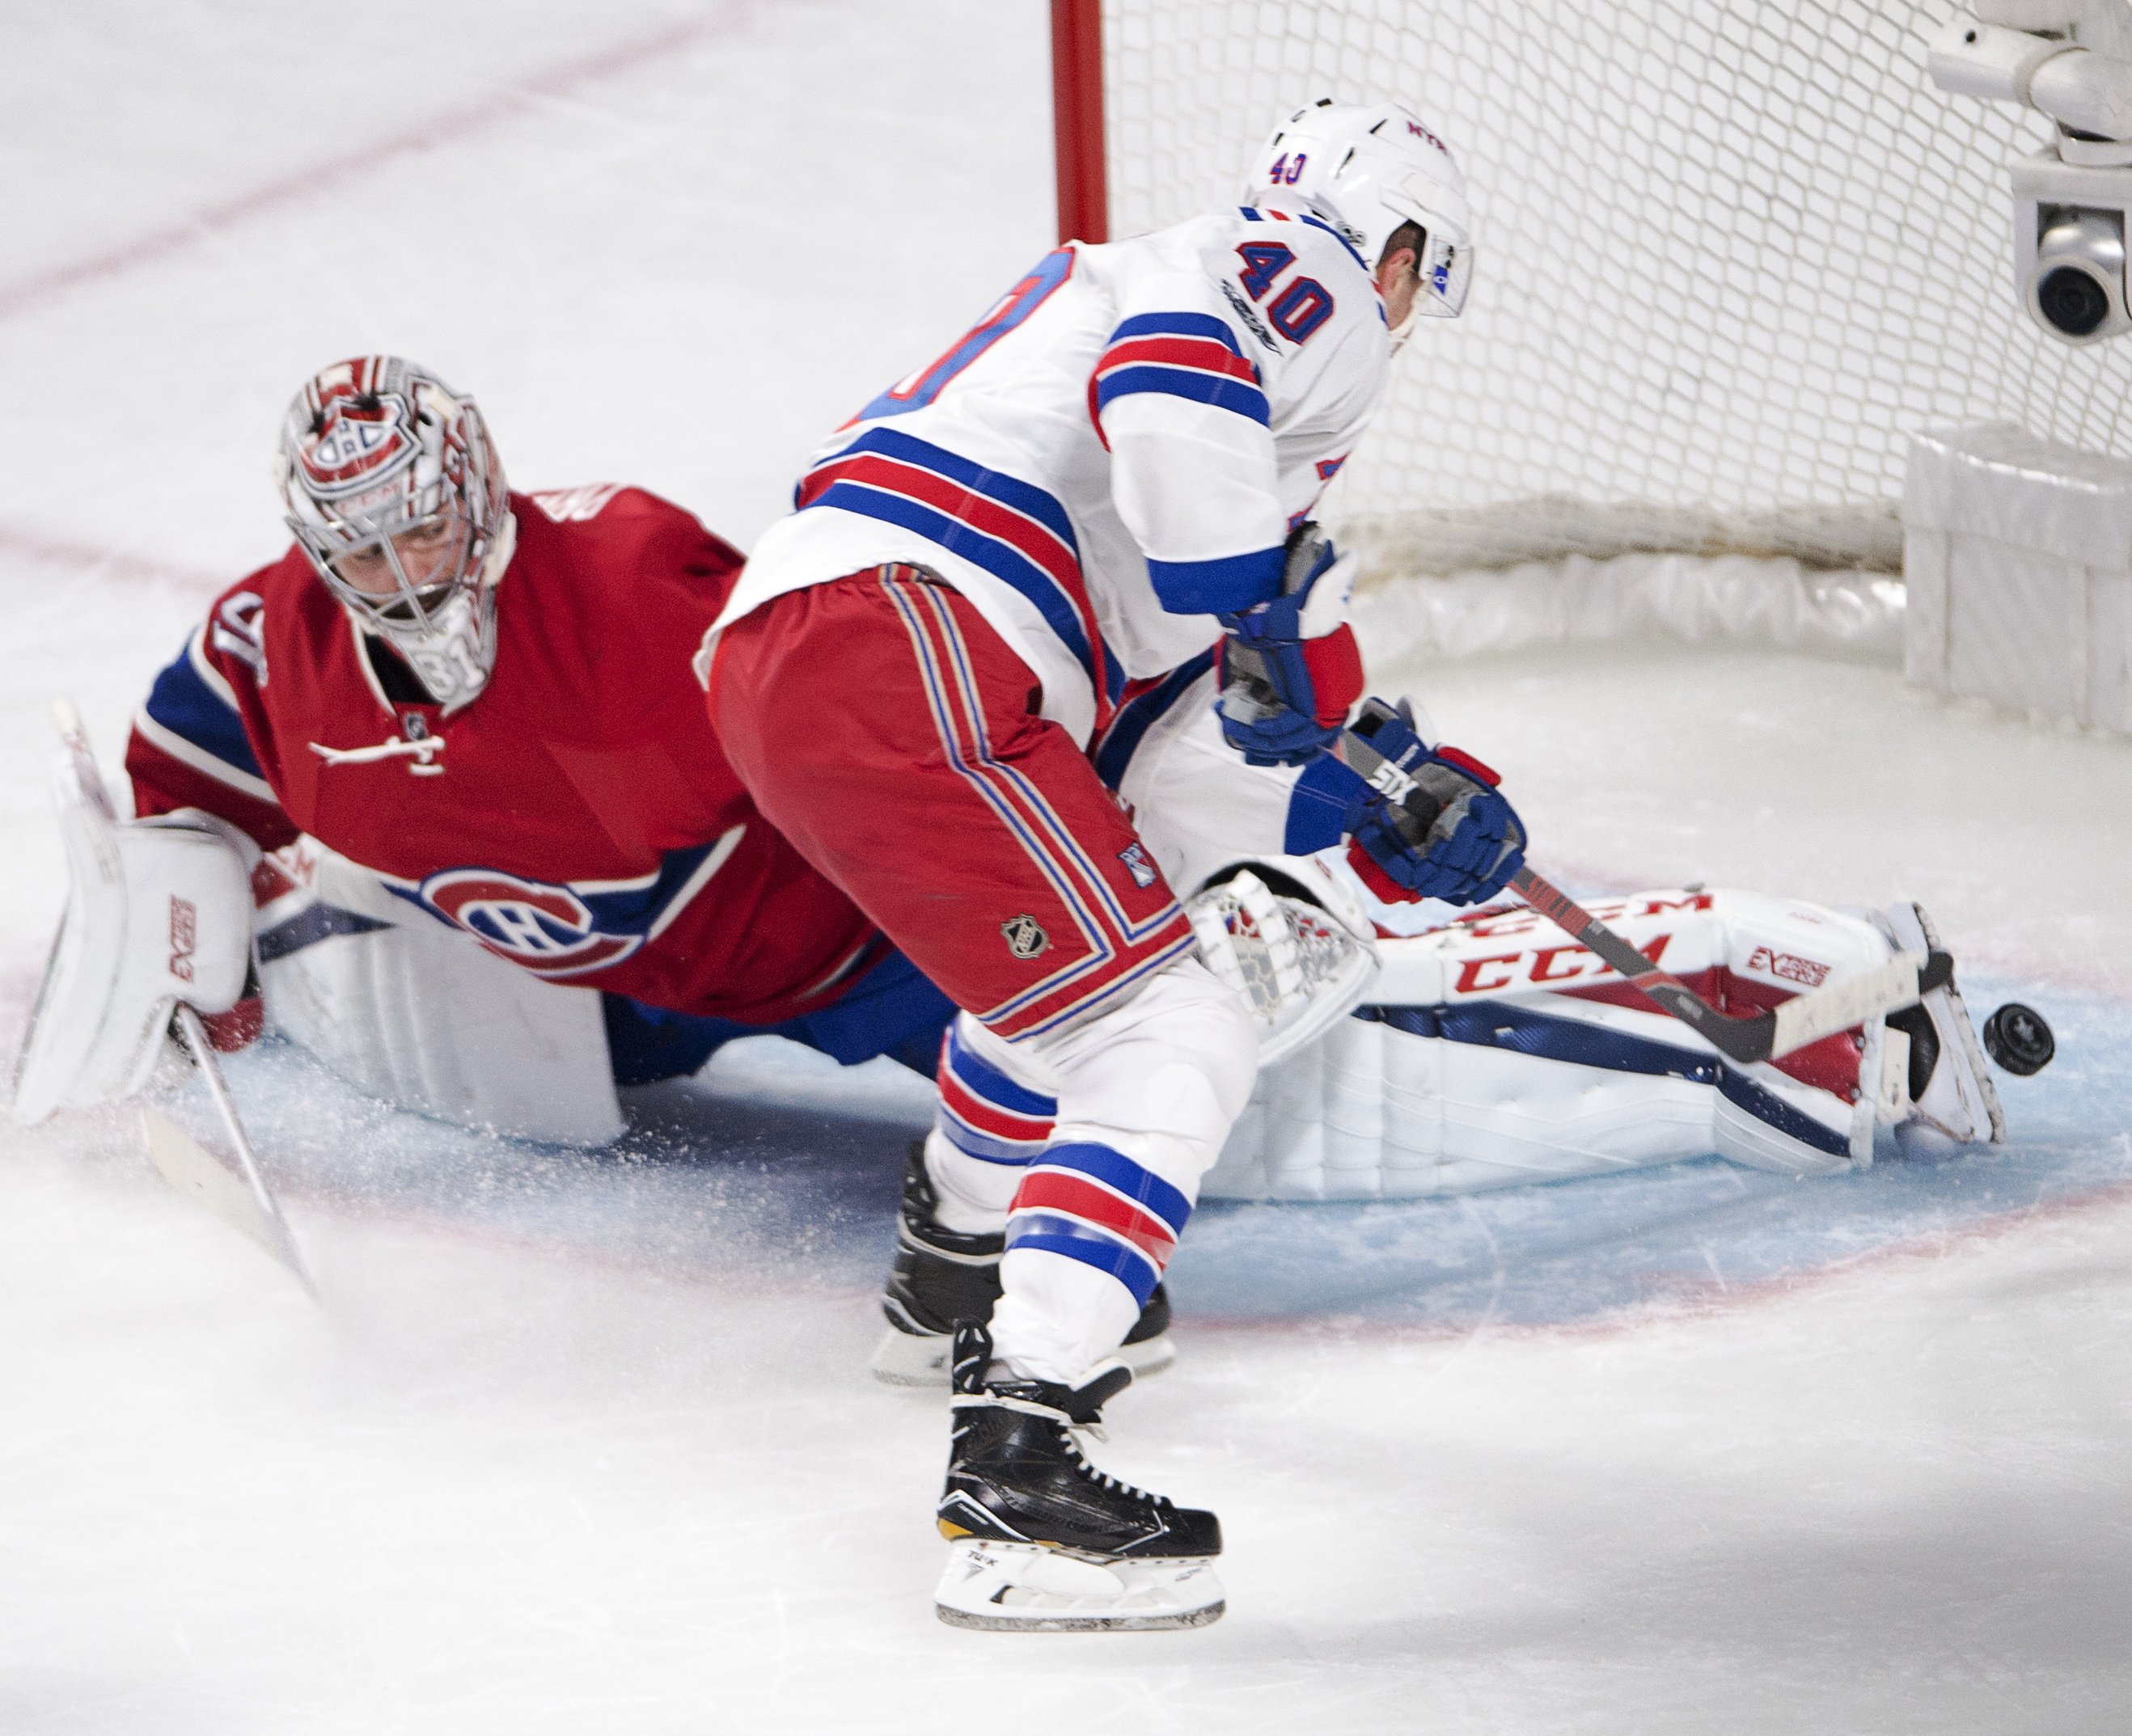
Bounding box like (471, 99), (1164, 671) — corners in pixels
(708, 567), (1195, 1041)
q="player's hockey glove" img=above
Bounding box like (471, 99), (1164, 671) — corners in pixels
(1215, 522), (1364, 767)
(1284, 699), (1526, 906)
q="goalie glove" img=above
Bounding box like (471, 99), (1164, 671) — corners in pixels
(1215, 522), (1364, 767)
(1285, 699), (1526, 907)
(1186, 862), (1378, 1063)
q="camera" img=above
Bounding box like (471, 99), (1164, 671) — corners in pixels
(2014, 156), (2132, 344)
(1932, 10), (2132, 345)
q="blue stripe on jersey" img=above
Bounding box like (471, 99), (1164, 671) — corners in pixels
(840, 427), (1081, 552)
(802, 429), (1123, 707)
(1004, 1215), (1161, 1307)
(1146, 546), (1285, 615)
(1093, 650), (1216, 792)
(574, 837), (722, 934)
(143, 638), (262, 781)
(1107, 311), (1244, 354)
(809, 481), (1111, 700)
(1093, 364), (1270, 426)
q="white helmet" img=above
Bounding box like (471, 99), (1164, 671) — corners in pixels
(277, 356), (514, 711)
(1243, 99), (1475, 335)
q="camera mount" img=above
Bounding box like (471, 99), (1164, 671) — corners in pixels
(1931, 1), (2132, 342)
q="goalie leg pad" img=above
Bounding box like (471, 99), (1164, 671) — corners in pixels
(1203, 888), (1911, 1198)
(253, 840), (624, 1146)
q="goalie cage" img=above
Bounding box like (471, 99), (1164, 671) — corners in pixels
(1047, 0), (2132, 582)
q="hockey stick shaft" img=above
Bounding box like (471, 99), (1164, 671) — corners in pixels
(1507, 864), (1935, 1065)
(1330, 719), (1944, 1065)
(169, 1004), (315, 1295)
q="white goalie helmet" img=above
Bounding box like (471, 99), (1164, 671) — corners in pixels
(277, 355), (514, 710)
(1243, 99), (1475, 337)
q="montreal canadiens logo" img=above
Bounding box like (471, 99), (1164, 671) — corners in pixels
(419, 868), (641, 978)
(302, 394), (416, 496)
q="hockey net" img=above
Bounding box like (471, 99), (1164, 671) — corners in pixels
(1093, 0), (2132, 586)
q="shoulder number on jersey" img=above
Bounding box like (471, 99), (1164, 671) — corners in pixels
(211, 591), (268, 682)
(852, 247), (1076, 423)
(1233, 241), (1335, 344)
(531, 484), (624, 523)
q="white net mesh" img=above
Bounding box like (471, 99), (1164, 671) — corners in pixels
(1102, 0), (2132, 573)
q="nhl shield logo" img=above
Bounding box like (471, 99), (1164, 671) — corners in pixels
(1000, 914), (1050, 961)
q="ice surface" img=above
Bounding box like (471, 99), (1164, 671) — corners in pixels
(2, 3), (2129, 1729)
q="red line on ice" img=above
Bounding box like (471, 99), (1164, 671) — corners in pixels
(1192, 1174), (2132, 1344)
(0, 521), (224, 593)
(0, 11), (734, 324)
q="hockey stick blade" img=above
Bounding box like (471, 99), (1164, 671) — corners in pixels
(1331, 717), (1948, 1065)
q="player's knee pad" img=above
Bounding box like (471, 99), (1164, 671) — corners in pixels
(980, 960), (1254, 1380)
(1033, 956), (1258, 1187)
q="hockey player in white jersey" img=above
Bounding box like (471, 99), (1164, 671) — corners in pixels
(701, 99), (1509, 1629)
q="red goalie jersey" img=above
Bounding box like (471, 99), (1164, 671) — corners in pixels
(126, 485), (885, 1024)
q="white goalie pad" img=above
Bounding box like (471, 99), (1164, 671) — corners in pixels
(1187, 860), (1378, 1065)
(1204, 886), (1924, 1200)
(11, 709), (255, 1125)
(254, 838), (624, 1147)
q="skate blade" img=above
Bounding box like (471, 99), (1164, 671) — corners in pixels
(871, 1326), (1174, 1388)
(933, 1539), (1223, 1632)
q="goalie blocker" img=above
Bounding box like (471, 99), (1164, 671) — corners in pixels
(12, 703), (257, 1126)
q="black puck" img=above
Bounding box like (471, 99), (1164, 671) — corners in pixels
(1982, 1003), (2054, 1076)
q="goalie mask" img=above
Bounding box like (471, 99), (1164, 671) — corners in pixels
(1244, 99), (1475, 340)
(277, 356), (514, 711)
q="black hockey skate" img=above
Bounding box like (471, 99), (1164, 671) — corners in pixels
(871, 1141), (1174, 1385)
(933, 1322), (1223, 1631)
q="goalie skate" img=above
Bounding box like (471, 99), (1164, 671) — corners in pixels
(1875, 901), (2006, 1151)
(872, 1143), (1173, 1385)
(933, 1324), (1223, 1632)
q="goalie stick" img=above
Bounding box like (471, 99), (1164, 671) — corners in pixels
(19, 700), (314, 1293)
(1329, 708), (1952, 1066)
(158, 1004), (315, 1296)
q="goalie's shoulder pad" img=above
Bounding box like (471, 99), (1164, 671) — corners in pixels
(12, 804), (255, 1124)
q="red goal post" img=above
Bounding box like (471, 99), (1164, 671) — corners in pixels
(1051, 0), (2132, 577)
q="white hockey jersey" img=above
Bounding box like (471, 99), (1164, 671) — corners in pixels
(709, 201), (1391, 746)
